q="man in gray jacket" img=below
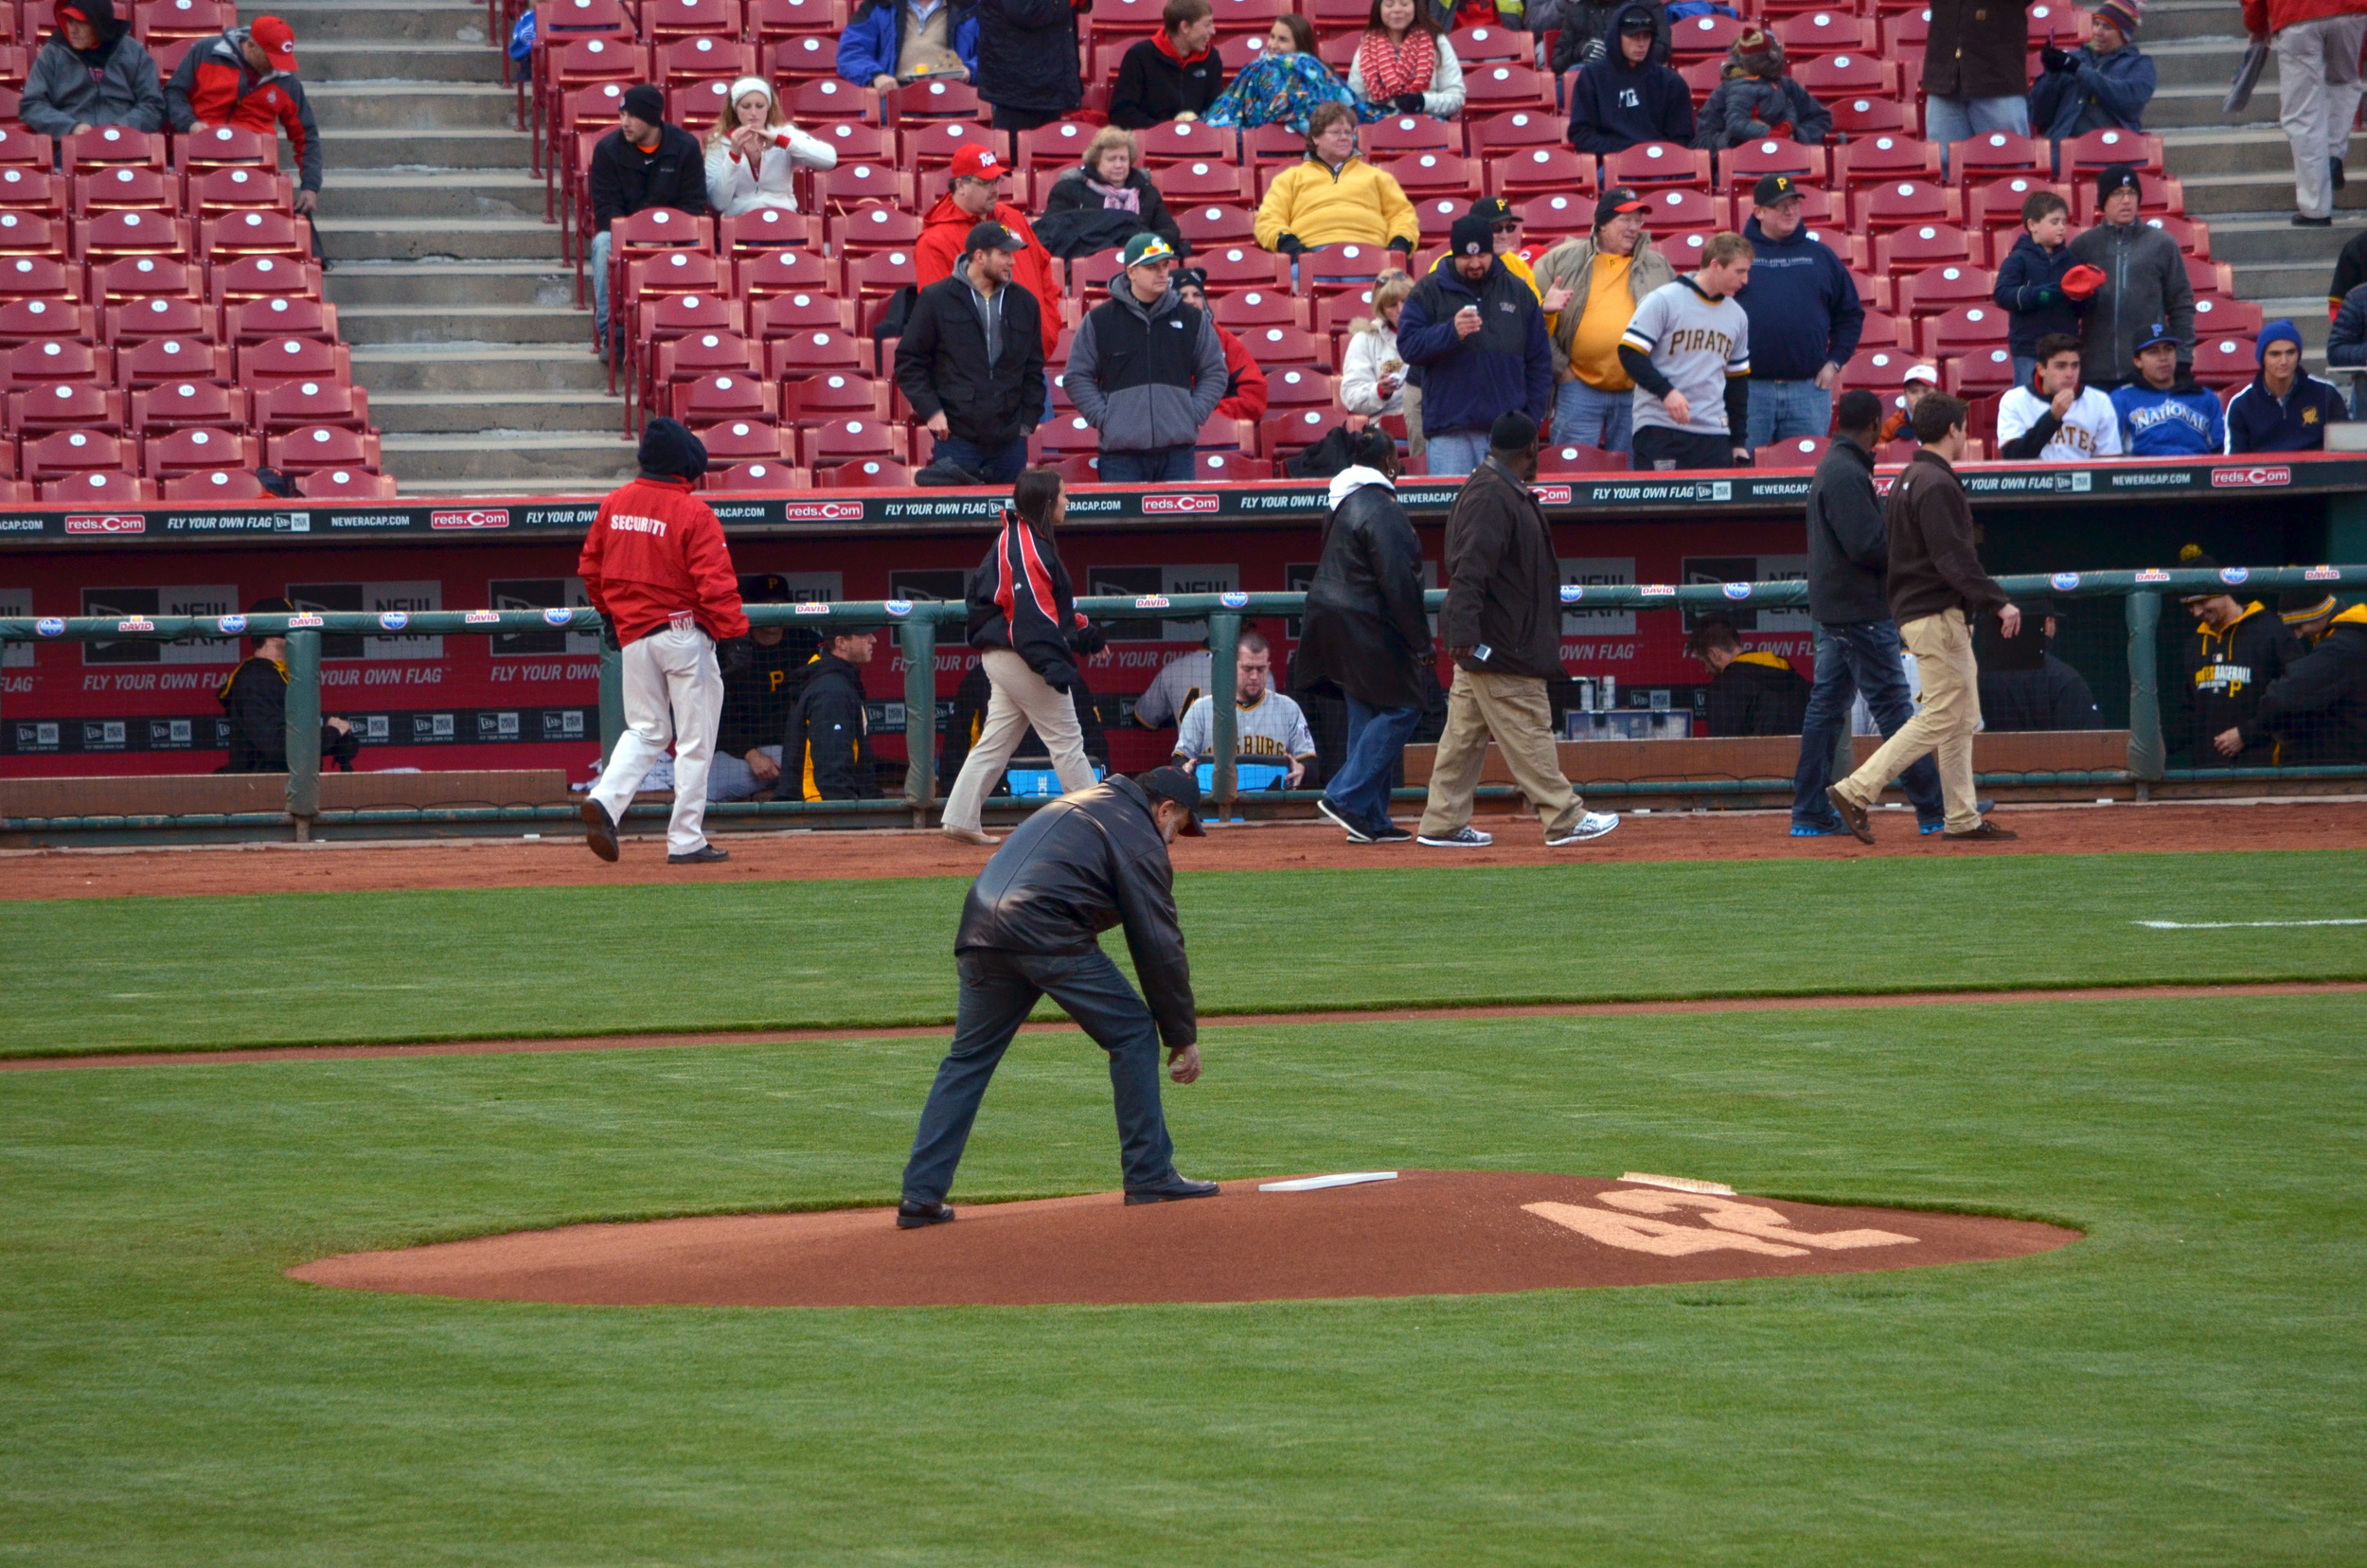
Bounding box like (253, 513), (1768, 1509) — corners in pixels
(1062, 231), (1228, 484)
(2070, 164), (2193, 392)
(1789, 390), (1949, 837)
(18, 0), (165, 138)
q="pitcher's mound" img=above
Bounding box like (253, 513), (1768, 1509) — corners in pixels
(291, 1171), (2077, 1308)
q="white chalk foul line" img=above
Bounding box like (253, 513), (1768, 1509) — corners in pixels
(2134, 918), (2367, 930)
(1257, 1172), (1397, 1193)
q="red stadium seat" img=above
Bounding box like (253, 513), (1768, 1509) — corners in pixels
(1242, 122), (1308, 167)
(0, 127), (52, 169)
(1840, 134), (1942, 187)
(1238, 325), (1332, 370)
(769, 32), (845, 80)
(818, 457), (915, 487)
(830, 203), (926, 254)
(44, 469), (156, 503)
(697, 419), (796, 464)
(754, 290), (850, 336)
(2192, 334), (2259, 386)
(258, 379), (370, 433)
(1639, 185), (1725, 233)
(1468, 108), (1567, 157)
(26, 427), (128, 480)
(1916, 302), (2009, 358)
(847, 249), (923, 303)
(539, 0), (637, 36)
(2056, 126), (2163, 177)
(1493, 145), (1594, 201)
(163, 467), (270, 501)
(2144, 213), (2210, 256)
(1196, 243), (1290, 293)
(139, 0), (238, 44)
(1605, 142), (1711, 191)
(1365, 116), (1460, 161)
(752, 0), (847, 42)
(1380, 151), (1481, 202)
(1019, 120), (1100, 169)
(72, 165), (176, 216)
(2024, 0), (2090, 44)
(1949, 130), (2046, 183)
(642, 0), (742, 43)
(1758, 435), (1831, 467)
(1193, 449), (1272, 481)
(809, 118), (893, 169)
(1967, 175), (2070, 238)
(1305, 0), (1371, 31)
(1944, 346), (2018, 397)
(903, 120), (1001, 173)
(62, 126), (167, 172)
(1032, 413), (1102, 456)
(1460, 62), (1553, 114)
(1773, 11), (1875, 53)
(706, 457), (810, 490)
(0, 168), (71, 220)
(6, 336), (102, 389)
(1211, 288), (1308, 330)
(781, 77), (871, 123)
(296, 468), (400, 499)
(1792, 52), (1897, 97)
(74, 210), (193, 263)
(11, 383), (126, 435)
(802, 415), (905, 466)
(1839, 347), (1921, 392)
(1297, 241), (1398, 297)
(673, 368), (777, 423)
(1263, 365), (1334, 407)
(270, 425), (383, 475)
(1860, 179), (1961, 235)
(208, 255), (324, 306)
(91, 256), (196, 306)
(1407, 195), (1464, 240)
(0, 210), (61, 256)
(1854, 307), (1904, 348)
(1826, 96), (1917, 139)
(1, 296), (94, 346)
(202, 209), (309, 262)
(230, 295), (340, 345)
(1129, 119), (1236, 167)
(147, 426), (259, 476)
(239, 337), (352, 391)
(779, 369), (887, 422)
(625, 248), (728, 309)
(133, 381), (247, 433)
(2191, 294), (2263, 339)
(1723, 140), (1828, 196)
(1158, 159), (1250, 204)
(1667, 12), (1746, 57)
(120, 336), (231, 388)
(1876, 223), (1984, 276)
(765, 326), (867, 373)
(172, 124), (276, 173)
(885, 77), (985, 123)
(1176, 204), (1258, 248)
(1194, 413), (1255, 451)
(190, 166), (295, 220)
(1895, 263), (1995, 316)
(657, 35), (756, 87)
(1521, 191), (1595, 237)
(737, 246), (839, 299)
(1537, 441), (1628, 473)
(1265, 406), (1333, 454)
(1451, 24), (1530, 62)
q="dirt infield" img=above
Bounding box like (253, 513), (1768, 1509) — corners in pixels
(9, 981), (2359, 1071)
(288, 1169), (2079, 1308)
(5, 799), (2361, 900)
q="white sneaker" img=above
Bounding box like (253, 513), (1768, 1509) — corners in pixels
(1545, 811), (1619, 846)
(1416, 826), (1494, 847)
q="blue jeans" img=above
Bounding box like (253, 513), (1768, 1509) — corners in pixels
(1323, 696), (1423, 829)
(1552, 379), (1632, 453)
(1793, 619), (1947, 827)
(2011, 355), (2038, 387)
(1424, 428), (1490, 477)
(1097, 446), (1195, 483)
(1746, 379), (1833, 450)
(590, 228), (612, 354)
(929, 434), (1028, 483)
(901, 947), (1179, 1204)
(1927, 95), (2031, 176)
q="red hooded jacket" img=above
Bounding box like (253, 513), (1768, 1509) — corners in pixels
(2243, 0), (2367, 35)
(916, 196), (1062, 358)
(578, 475), (750, 646)
(1211, 323), (1269, 420)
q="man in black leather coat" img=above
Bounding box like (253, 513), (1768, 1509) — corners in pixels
(898, 766), (1218, 1226)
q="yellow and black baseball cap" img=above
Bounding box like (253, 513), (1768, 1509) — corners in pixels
(1469, 195), (1517, 225)
(1752, 172), (1802, 206)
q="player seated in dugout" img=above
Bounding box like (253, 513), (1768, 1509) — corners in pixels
(1973, 597), (2101, 731)
(1684, 615), (1808, 737)
(1170, 630), (1319, 785)
(708, 574), (822, 802)
(216, 597), (360, 774)
(2173, 548), (2304, 767)
(938, 657), (1112, 790)
(781, 624), (883, 801)
(2258, 588), (2367, 764)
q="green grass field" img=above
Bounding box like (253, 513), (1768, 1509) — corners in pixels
(5, 852), (2364, 1563)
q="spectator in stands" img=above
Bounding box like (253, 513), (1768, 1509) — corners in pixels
(1531, 188), (1664, 454)
(1685, 615), (1808, 737)
(2260, 587), (2367, 762)
(1998, 332), (2122, 459)
(20, 0), (164, 139)
(1037, 126), (1187, 260)
(835, 0), (977, 89)
(918, 144), (1062, 362)
(1135, 646), (1213, 729)
(1456, 194), (1559, 306)
(2245, 0), (2367, 227)
(1342, 273), (1415, 428)
(1921, 0), (2034, 147)
(1790, 390), (1950, 837)
(2175, 547), (2302, 764)
(2226, 318), (2350, 451)
(942, 657), (1110, 786)
(702, 77), (837, 216)
(1397, 215), (1552, 475)
(1825, 392), (2021, 843)
(1879, 362), (1940, 446)
(2112, 323), (2224, 454)
(167, 17), (319, 213)
(1065, 232), (1230, 483)
(2326, 278), (2367, 416)
(1347, 0), (1467, 119)
(1255, 102), (1420, 256)
(585, 84), (706, 364)
(707, 576), (819, 802)
(1976, 599), (2102, 731)
(896, 221), (1047, 485)
(1172, 267), (1270, 419)
(2029, 0), (2154, 139)
(1566, 6), (1694, 154)
(1995, 188), (2093, 383)
(1621, 229), (1753, 471)
(1171, 632), (1318, 785)
(1203, 14), (1370, 131)
(2071, 164), (2193, 391)
(1416, 411), (1620, 847)
(1109, 0), (1228, 128)
(216, 597), (360, 775)
(1736, 173), (1861, 450)
(972, 0), (1084, 132)
(1298, 428), (1432, 843)
(1697, 29), (1830, 151)
(1545, 0), (1670, 76)
(782, 625), (882, 800)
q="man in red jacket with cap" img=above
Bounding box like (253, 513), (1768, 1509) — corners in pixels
(578, 419), (752, 865)
(917, 142), (1061, 359)
(166, 16), (321, 212)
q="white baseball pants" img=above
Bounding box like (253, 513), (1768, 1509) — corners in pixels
(941, 648), (1096, 833)
(591, 621), (723, 856)
(2277, 14), (2367, 219)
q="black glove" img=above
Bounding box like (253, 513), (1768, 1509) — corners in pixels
(1040, 659), (1079, 694)
(598, 613), (620, 652)
(1386, 237), (1414, 253)
(2041, 45), (2077, 73)
(717, 635), (753, 678)
(1390, 92), (1425, 113)
(1275, 233), (1306, 257)
(1069, 617), (1108, 656)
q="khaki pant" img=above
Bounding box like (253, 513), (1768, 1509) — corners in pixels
(1418, 666), (1586, 840)
(2276, 14), (2367, 220)
(941, 648), (1096, 833)
(590, 622), (722, 856)
(1833, 609), (1983, 832)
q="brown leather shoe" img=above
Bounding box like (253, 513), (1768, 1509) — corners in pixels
(1825, 786), (1874, 844)
(580, 798), (618, 863)
(1942, 820), (2019, 842)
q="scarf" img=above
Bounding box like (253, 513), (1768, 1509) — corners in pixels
(1083, 174), (1140, 213)
(1356, 27), (1436, 101)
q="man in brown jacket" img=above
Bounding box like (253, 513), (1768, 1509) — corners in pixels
(1416, 412), (1620, 848)
(1923, 0), (2033, 150)
(1826, 392), (2021, 843)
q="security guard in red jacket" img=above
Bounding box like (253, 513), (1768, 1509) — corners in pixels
(578, 419), (750, 864)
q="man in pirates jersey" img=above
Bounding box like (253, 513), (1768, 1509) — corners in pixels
(2176, 548), (2305, 764)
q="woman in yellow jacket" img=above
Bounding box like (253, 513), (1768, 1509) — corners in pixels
(1254, 102), (1420, 258)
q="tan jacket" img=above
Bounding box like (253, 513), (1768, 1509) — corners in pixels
(1531, 232), (1676, 380)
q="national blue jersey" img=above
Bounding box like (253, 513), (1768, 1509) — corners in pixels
(2110, 383), (2225, 456)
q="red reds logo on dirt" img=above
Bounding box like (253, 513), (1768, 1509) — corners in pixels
(430, 508), (510, 530)
(63, 513), (145, 535)
(2211, 466), (2290, 489)
(779, 501), (865, 522)
(1140, 495), (1219, 515)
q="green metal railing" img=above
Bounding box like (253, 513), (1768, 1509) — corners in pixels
(4, 565), (2360, 832)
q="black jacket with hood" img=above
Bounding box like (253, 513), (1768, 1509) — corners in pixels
(1703, 652), (1808, 736)
(782, 650), (880, 800)
(972, 0), (1083, 116)
(1566, 48), (1695, 153)
(1442, 455), (1563, 681)
(965, 511), (1106, 690)
(1295, 465), (1437, 711)
(2260, 604), (2367, 763)
(894, 270), (1046, 445)
(1804, 437), (1892, 625)
(2177, 599), (2303, 764)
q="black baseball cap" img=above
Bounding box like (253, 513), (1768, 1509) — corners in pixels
(1616, 4), (1657, 32)
(744, 573), (792, 602)
(963, 220), (1027, 256)
(1174, 265), (1209, 292)
(1595, 186), (1648, 224)
(1469, 195), (1517, 226)
(1752, 172), (1803, 206)
(1135, 765), (1205, 835)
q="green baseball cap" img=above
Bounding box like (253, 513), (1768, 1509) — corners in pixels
(1121, 232), (1177, 268)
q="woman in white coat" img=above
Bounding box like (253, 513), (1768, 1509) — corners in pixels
(703, 76), (837, 215)
(1341, 273), (1413, 428)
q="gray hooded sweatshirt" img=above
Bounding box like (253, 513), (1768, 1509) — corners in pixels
(19, 27), (166, 137)
(1062, 277), (1229, 454)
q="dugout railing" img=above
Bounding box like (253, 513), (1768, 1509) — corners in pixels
(3, 564), (2362, 840)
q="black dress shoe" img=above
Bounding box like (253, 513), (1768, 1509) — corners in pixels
(2293, 213), (2334, 227)
(580, 798), (618, 862)
(1124, 1175), (1220, 1204)
(1943, 820), (2019, 842)
(667, 844), (730, 864)
(897, 1199), (955, 1229)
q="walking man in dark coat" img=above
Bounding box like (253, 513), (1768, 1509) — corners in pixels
(1415, 413), (1619, 849)
(894, 220), (1045, 484)
(898, 766), (1218, 1227)
(1296, 429), (1435, 844)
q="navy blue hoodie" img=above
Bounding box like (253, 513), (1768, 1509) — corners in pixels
(1735, 217), (1863, 382)
(1992, 231), (2086, 360)
(1566, 53), (1696, 153)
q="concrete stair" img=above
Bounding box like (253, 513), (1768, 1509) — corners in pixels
(283, 0), (632, 494)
